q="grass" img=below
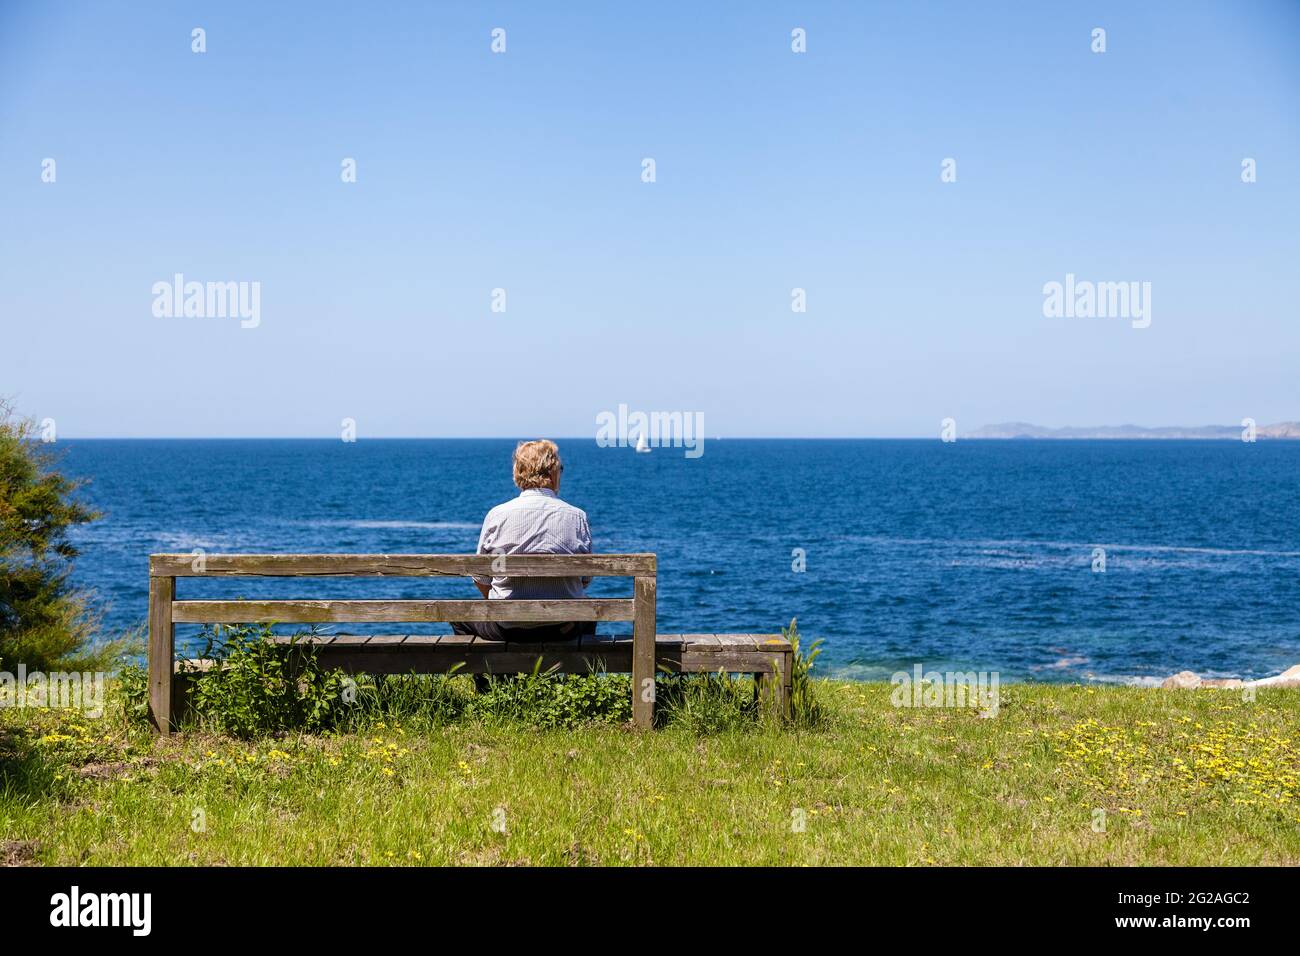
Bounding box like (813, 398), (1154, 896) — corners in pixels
(1, 678), (1297, 866)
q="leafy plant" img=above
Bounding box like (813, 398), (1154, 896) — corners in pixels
(783, 617), (825, 727)
(117, 662), (150, 727)
(180, 624), (350, 738)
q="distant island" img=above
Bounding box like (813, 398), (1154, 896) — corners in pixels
(966, 422), (1300, 440)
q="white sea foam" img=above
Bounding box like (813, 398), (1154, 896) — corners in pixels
(1029, 656), (1091, 671)
(1083, 673), (1166, 688)
(847, 535), (1300, 559)
(154, 532), (236, 550)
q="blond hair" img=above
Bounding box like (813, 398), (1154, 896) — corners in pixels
(513, 439), (561, 490)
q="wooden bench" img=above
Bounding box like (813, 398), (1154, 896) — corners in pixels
(147, 553), (792, 733)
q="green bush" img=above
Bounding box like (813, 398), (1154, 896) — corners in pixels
(179, 624), (350, 738)
(0, 400), (130, 672)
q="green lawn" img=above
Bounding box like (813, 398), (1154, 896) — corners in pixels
(2, 679), (1296, 865)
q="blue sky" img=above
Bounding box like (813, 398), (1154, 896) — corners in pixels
(1, 1), (1297, 437)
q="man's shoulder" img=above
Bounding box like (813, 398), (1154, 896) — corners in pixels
(486, 493), (586, 520)
(481, 498), (518, 525)
(550, 496), (588, 520)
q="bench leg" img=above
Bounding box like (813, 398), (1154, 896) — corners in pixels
(148, 575), (175, 734)
(782, 650), (792, 720)
(631, 575), (656, 728)
(756, 653), (791, 722)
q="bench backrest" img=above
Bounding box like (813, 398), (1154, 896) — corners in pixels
(147, 553), (658, 730)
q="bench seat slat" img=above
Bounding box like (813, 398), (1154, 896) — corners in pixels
(435, 633), (477, 646)
(259, 633), (789, 651)
(189, 636), (789, 676)
(580, 633), (626, 647)
(711, 635), (766, 648)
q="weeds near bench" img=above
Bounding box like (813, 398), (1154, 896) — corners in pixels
(656, 672), (757, 733)
(117, 660), (149, 727)
(784, 618), (825, 727)
(119, 624), (823, 737)
(173, 625), (350, 738)
(338, 670), (470, 730)
(470, 660), (632, 728)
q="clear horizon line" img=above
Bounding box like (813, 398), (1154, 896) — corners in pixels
(40, 434), (1300, 442)
(50, 434), (936, 441)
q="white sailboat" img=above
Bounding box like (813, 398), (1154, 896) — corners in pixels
(634, 432), (651, 453)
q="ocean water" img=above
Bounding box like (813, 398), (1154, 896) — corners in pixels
(56, 438), (1300, 684)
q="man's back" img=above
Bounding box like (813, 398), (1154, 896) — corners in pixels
(471, 487), (592, 602)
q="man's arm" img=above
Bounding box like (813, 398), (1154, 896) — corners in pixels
(474, 580), (490, 599)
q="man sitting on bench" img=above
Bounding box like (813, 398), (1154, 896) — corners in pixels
(451, 439), (596, 643)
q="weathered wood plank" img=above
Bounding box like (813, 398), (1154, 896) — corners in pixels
(580, 633), (628, 647)
(186, 639), (786, 679)
(435, 633), (478, 646)
(648, 635), (688, 650)
(170, 599), (636, 624)
(692, 634), (786, 651)
(631, 575), (657, 728)
(264, 648), (634, 675)
(677, 651), (783, 673)
(683, 634), (720, 647)
(266, 634), (785, 654)
(284, 633), (508, 651)
(150, 553), (655, 578)
(539, 638), (586, 651)
(148, 576), (174, 734)
(225, 649), (780, 675)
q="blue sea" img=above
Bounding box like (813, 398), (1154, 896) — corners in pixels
(57, 439), (1300, 685)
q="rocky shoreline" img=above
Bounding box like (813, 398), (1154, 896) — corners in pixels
(1161, 664), (1300, 690)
